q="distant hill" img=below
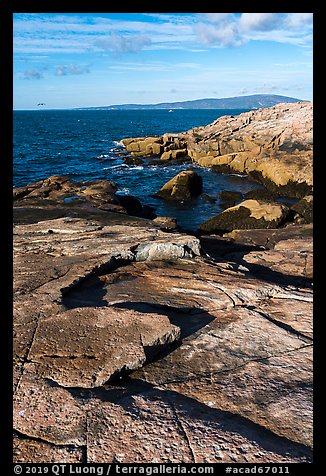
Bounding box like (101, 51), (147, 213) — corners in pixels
(77, 94), (306, 111)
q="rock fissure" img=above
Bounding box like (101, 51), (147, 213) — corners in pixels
(168, 399), (197, 463)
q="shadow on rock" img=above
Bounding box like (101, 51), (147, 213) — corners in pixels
(112, 301), (216, 340)
(62, 276), (109, 308)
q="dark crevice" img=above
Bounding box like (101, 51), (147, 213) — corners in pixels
(61, 256), (134, 306)
(38, 354), (97, 360)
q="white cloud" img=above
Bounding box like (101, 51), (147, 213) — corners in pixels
(195, 21), (246, 48)
(193, 13), (313, 49)
(285, 13), (313, 28)
(55, 64), (90, 76)
(94, 33), (151, 55)
(239, 13), (283, 31)
(13, 12), (313, 58)
(202, 13), (234, 23)
(18, 68), (43, 80)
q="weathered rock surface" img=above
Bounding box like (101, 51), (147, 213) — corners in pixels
(13, 433), (84, 463)
(121, 102), (313, 197)
(199, 199), (290, 234)
(155, 170), (203, 201)
(13, 189), (313, 463)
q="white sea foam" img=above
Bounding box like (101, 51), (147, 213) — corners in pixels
(97, 154), (111, 159)
(228, 173), (248, 178)
(116, 187), (130, 195)
(129, 165), (144, 171)
(113, 140), (124, 146)
(111, 164), (128, 169)
(103, 164), (127, 171)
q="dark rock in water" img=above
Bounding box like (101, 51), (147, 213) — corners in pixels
(117, 195), (144, 217)
(290, 195), (313, 224)
(199, 199), (290, 234)
(244, 188), (278, 201)
(220, 200), (236, 210)
(142, 205), (157, 219)
(123, 156), (144, 166)
(118, 195), (156, 219)
(219, 190), (243, 202)
(200, 193), (216, 204)
(219, 191), (242, 210)
(155, 170), (203, 201)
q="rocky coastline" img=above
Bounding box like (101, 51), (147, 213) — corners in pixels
(13, 102), (313, 463)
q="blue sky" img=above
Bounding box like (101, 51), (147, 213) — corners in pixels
(13, 13), (313, 109)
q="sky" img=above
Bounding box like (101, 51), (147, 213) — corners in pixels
(13, 12), (313, 110)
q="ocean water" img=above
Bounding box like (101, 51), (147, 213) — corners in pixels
(14, 108), (264, 230)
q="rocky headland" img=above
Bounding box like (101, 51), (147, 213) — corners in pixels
(13, 102), (313, 463)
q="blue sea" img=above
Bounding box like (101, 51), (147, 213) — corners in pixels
(14, 108), (264, 230)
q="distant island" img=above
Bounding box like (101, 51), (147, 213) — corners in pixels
(76, 94), (306, 111)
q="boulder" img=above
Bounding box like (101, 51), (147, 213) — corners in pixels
(291, 195), (313, 224)
(219, 200), (236, 210)
(155, 171), (203, 201)
(81, 181), (118, 195)
(199, 199), (290, 234)
(218, 190), (243, 210)
(200, 193), (216, 204)
(117, 195), (145, 217)
(123, 156), (144, 165)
